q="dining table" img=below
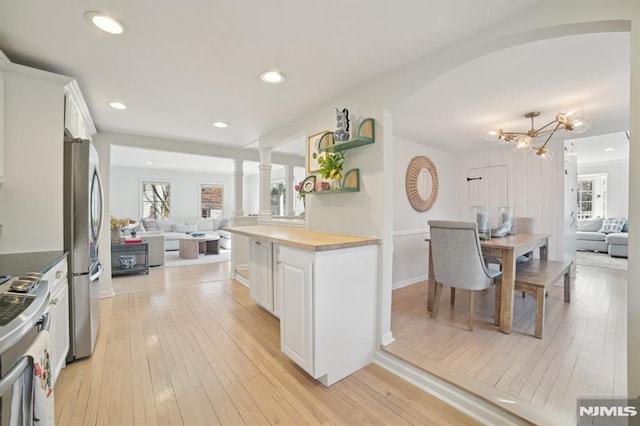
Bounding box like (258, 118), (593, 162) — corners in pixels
(426, 233), (550, 334)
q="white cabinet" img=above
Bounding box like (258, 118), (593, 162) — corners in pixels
(249, 239), (282, 318)
(44, 256), (69, 386)
(278, 244), (378, 386)
(64, 80), (96, 140)
(279, 250), (314, 375)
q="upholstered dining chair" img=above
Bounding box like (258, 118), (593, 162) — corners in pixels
(428, 220), (503, 331)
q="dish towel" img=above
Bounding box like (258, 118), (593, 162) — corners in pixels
(25, 329), (55, 425)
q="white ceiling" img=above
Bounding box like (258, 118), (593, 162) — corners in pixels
(0, 2), (630, 165)
(393, 32), (630, 155)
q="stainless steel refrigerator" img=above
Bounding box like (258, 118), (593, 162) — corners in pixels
(64, 136), (104, 361)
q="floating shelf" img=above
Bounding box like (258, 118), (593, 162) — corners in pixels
(318, 118), (375, 153)
(307, 168), (360, 194)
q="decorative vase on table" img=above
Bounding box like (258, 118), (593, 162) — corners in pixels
(111, 228), (122, 244)
(498, 206), (516, 235)
(471, 206), (491, 240)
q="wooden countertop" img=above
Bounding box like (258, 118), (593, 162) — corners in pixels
(223, 225), (380, 251)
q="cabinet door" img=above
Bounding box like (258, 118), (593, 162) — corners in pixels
(279, 251), (314, 376)
(249, 239), (260, 300)
(256, 241), (273, 312)
(272, 244), (281, 318)
(48, 283), (70, 386)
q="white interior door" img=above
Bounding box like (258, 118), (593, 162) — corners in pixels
(467, 165), (509, 225)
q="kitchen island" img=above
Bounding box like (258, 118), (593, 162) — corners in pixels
(224, 225), (380, 386)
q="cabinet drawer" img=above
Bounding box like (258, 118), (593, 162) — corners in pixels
(44, 257), (68, 294)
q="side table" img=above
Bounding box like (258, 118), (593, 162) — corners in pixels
(111, 242), (149, 276)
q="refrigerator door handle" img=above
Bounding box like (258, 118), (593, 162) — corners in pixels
(89, 262), (104, 282)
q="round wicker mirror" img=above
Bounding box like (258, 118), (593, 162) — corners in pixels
(405, 156), (438, 212)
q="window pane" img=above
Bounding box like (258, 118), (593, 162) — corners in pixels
(142, 181), (171, 219)
(200, 184), (224, 218)
(270, 182), (286, 216)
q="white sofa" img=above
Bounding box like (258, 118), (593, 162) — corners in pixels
(576, 217), (628, 258)
(132, 218), (231, 251)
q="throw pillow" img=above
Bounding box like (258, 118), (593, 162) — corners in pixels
(173, 223), (198, 233)
(599, 218), (626, 234)
(141, 218), (159, 231)
(197, 219), (214, 232)
(577, 218), (603, 232)
(157, 219), (174, 232)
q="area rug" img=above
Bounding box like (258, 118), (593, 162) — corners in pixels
(161, 249), (231, 268)
(576, 251), (627, 271)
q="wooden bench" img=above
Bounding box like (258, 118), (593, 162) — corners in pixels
(496, 259), (571, 338)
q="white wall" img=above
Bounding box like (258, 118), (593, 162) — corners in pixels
(0, 65), (70, 253)
(578, 159), (629, 218)
(392, 136), (464, 288)
(110, 165), (234, 221)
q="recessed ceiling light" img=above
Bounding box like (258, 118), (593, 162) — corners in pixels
(604, 148), (615, 152)
(109, 101), (127, 110)
(260, 70), (286, 84)
(85, 11), (125, 35)
(212, 121), (229, 128)
(146, 161), (153, 165)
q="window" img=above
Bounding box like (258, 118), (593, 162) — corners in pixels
(577, 174), (607, 220)
(141, 180), (171, 219)
(271, 181), (286, 216)
(200, 183), (224, 218)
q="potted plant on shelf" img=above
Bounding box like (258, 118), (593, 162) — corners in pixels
(317, 151), (345, 190)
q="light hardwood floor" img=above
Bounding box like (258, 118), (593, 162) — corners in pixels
(386, 262), (627, 424)
(55, 262), (479, 425)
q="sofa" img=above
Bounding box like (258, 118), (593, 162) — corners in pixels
(127, 217), (232, 252)
(576, 217), (628, 258)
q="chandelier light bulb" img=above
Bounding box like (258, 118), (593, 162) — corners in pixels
(515, 135), (532, 150)
(535, 147), (554, 161)
(571, 114), (592, 134)
(482, 128), (500, 142)
(557, 104), (584, 124)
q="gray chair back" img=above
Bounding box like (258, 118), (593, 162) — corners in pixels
(428, 220), (495, 291)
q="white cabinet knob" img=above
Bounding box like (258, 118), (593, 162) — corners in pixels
(56, 270), (66, 279)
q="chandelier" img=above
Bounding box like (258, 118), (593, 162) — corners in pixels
(482, 105), (591, 161)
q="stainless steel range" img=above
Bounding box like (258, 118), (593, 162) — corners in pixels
(0, 274), (50, 425)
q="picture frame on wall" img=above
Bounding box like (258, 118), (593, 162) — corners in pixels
(307, 130), (329, 173)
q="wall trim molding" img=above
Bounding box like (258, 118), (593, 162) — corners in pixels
(373, 351), (528, 426)
(393, 275), (427, 290)
(393, 228), (429, 237)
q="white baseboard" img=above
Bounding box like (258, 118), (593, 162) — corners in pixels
(380, 331), (395, 346)
(392, 274), (427, 290)
(99, 288), (115, 298)
(373, 351), (528, 425)
(234, 274), (249, 287)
